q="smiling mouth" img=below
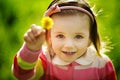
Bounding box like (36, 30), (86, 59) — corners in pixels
(62, 51), (76, 55)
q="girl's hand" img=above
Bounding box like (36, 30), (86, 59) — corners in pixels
(24, 24), (45, 51)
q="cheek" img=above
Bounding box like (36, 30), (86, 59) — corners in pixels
(76, 42), (89, 54)
(51, 40), (62, 50)
(76, 39), (91, 48)
(51, 39), (65, 54)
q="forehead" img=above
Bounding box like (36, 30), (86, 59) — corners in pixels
(52, 14), (90, 28)
(51, 14), (90, 34)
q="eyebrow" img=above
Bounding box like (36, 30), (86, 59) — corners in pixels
(53, 31), (64, 34)
(75, 32), (85, 35)
(53, 32), (85, 34)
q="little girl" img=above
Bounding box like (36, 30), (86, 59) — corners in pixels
(12, 0), (116, 80)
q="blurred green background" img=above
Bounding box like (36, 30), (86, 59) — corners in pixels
(0, 0), (120, 80)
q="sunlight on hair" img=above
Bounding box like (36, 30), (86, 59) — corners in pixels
(100, 39), (114, 54)
(91, 5), (104, 17)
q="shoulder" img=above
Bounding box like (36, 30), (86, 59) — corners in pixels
(95, 54), (117, 80)
(94, 53), (113, 68)
(87, 46), (112, 68)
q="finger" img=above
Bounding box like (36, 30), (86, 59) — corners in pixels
(31, 24), (38, 34)
(31, 25), (43, 37)
(24, 33), (33, 43)
(27, 29), (37, 42)
(38, 29), (46, 40)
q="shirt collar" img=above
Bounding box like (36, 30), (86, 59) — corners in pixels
(52, 46), (96, 66)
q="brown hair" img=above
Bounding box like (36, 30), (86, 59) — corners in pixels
(46, 0), (101, 56)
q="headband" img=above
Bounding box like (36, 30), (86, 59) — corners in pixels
(44, 4), (94, 22)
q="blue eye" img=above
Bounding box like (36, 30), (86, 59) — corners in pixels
(75, 35), (83, 39)
(56, 34), (64, 39)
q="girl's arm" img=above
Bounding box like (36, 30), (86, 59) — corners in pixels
(12, 24), (46, 80)
(12, 44), (45, 80)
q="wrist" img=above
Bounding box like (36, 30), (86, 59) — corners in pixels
(18, 43), (42, 63)
(26, 42), (42, 51)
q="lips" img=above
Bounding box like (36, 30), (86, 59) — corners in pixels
(62, 51), (76, 55)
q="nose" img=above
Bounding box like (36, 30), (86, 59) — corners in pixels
(64, 39), (75, 50)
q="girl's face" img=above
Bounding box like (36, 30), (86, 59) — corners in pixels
(50, 14), (91, 63)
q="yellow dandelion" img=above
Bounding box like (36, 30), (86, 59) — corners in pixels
(41, 17), (53, 30)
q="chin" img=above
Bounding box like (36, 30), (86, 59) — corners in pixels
(62, 58), (75, 63)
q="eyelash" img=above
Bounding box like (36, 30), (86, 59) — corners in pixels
(75, 35), (83, 39)
(56, 34), (83, 39)
(56, 34), (64, 39)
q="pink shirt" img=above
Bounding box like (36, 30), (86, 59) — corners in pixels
(12, 44), (117, 80)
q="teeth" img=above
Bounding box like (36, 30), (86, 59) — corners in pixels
(68, 52), (73, 54)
